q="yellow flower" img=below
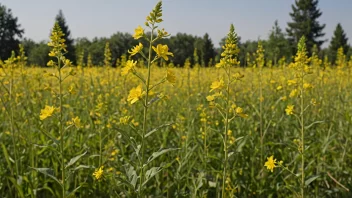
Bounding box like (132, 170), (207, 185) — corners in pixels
(210, 79), (224, 92)
(111, 149), (119, 156)
(133, 25), (144, 39)
(289, 89), (298, 98)
(119, 116), (131, 125)
(121, 60), (137, 76)
(166, 69), (176, 84)
(206, 92), (222, 102)
(311, 98), (317, 106)
(92, 166), (104, 180)
(285, 105), (294, 115)
(264, 155), (277, 172)
(303, 83), (313, 90)
(276, 85), (283, 91)
(127, 85), (145, 104)
(152, 44), (173, 61)
(235, 107), (248, 118)
(287, 79), (297, 86)
(216, 59), (226, 68)
(40, 105), (56, 120)
(72, 116), (82, 128)
(128, 43), (143, 56)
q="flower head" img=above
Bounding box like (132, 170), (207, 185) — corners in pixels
(285, 105), (294, 115)
(210, 79), (224, 92)
(121, 60), (137, 76)
(40, 105), (56, 120)
(127, 85), (145, 104)
(128, 43), (144, 56)
(235, 107), (248, 118)
(166, 69), (176, 84)
(133, 25), (144, 40)
(92, 166), (104, 180)
(152, 44), (173, 61)
(264, 155), (277, 172)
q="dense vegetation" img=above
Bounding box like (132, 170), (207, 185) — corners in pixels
(1, 0), (352, 197)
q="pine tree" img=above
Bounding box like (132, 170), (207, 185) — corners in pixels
(329, 23), (349, 64)
(202, 33), (216, 67)
(266, 20), (291, 65)
(0, 3), (24, 60)
(286, 0), (325, 54)
(55, 10), (76, 63)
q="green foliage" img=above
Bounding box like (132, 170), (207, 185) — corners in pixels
(0, 3), (24, 60)
(266, 20), (292, 65)
(329, 23), (350, 64)
(202, 33), (216, 67)
(286, 0), (325, 53)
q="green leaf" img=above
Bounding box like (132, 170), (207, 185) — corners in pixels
(142, 167), (162, 187)
(7, 176), (25, 198)
(67, 185), (82, 198)
(65, 151), (87, 169)
(305, 121), (324, 130)
(145, 123), (173, 138)
(73, 165), (93, 171)
(124, 165), (138, 189)
(146, 148), (179, 165)
(31, 167), (62, 187)
(305, 175), (320, 186)
(1, 143), (12, 172)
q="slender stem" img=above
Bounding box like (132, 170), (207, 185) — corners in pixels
(139, 26), (154, 198)
(10, 67), (19, 197)
(259, 66), (263, 165)
(221, 66), (231, 198)
(300, 71), (305, 198)
(58, 57), (66, 198)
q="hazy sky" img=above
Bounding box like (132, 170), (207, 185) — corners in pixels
(1, 0), (351, 48)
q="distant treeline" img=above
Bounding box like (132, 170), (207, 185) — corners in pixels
(1, 1), (352, 67)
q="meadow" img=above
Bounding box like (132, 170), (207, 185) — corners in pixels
(1, 2), (352, 198)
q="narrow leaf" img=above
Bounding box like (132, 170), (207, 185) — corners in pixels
(31, 167), (62, 187)
(145, 123), (173, 138)
(305, 175), (320, 186)
(65, 151), (87, 169)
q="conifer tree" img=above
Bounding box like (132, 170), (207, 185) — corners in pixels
(329, 23), (349, 63)
(286, 0), (325, 53)
(55, 10), (76, 63)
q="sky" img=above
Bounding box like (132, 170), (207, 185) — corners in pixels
(1, 0), (351, 48)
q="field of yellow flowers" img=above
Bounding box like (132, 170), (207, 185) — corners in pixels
(1, 2), (352, 198)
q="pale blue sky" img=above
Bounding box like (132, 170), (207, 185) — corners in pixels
(1, 0), (351, 48)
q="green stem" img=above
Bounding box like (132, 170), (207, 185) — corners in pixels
(221, 67), (231, 198)
(259, 66), (263, 165)
(10, 67), (19, 197)
(58, 57), (66, 198)
(300, 71), (305, 198)
(139, 26), (154, 198)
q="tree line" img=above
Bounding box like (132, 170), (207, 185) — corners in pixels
(1, 0), (351, 67)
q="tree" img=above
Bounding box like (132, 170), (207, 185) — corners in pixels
(26, 41), (50, 66)
(0, 3), (24, 60)
(329, 23), (349, 63)
(266, 20), (291, 65)
(167, 33), (197, 66)
(286, 0), (325, 53)
(202, 33), (216, 66)
(55, 10), (75, 63)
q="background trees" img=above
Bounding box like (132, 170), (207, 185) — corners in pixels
(329, 23), (350, 64)
(286, 0), (326, 54)
(0, 3), (24, 60)
(55, 10), (76, 64)
(1, 1), (352, 67)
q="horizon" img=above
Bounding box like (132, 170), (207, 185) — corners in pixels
(1, 0), (351, 48)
